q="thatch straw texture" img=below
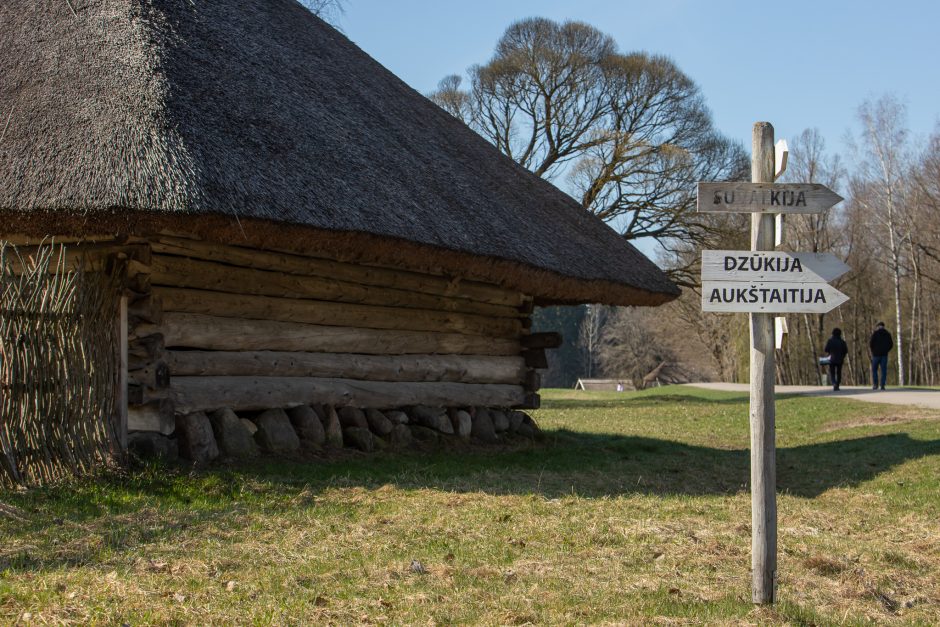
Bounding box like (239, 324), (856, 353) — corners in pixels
(0, 0), (678, 305)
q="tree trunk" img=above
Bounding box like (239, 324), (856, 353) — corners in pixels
(890, 246), (905, 386)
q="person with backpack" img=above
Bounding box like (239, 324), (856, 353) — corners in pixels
(824, 328), (848, 391)
(869, 321), (893, 390)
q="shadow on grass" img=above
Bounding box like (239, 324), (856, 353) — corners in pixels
(11, 429), (939, 506)
(2, 429), (937, 574)
(359, 429), (938, 500)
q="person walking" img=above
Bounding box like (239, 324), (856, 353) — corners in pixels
(824, 328), (848, 391)
(869, 321), (893, 390)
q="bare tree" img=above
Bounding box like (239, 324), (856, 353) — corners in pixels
(623, 103), (940, 388)
(597, 307), (678, 389)
(432, 75), (473, 122)
(299, 0), (345, 24)
(429, 18), (746, 260)
(910, 127), (940, 274)
(657, 207), (750, 379)
(578, 304), (608, 378)
(782, 128), (845, 252)
(903, 125), (940, 383)
(776, 129), (846, 384)
(849, 96), (912, 385)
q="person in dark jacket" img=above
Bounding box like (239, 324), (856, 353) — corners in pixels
(869, 321), (893, 390)
(824, 328), (848, 391)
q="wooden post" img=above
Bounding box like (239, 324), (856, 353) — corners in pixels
(698, 124), (847, 604)
(750, 122), (777, 604)
(118, 295), (129, 454)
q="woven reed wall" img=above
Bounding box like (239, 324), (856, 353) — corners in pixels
(0, 244), (120, 486)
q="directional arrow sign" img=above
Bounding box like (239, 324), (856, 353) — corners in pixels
(702, 250), (850, 283)
(697, 182), (843, 214)
(701, 281), (849, 314)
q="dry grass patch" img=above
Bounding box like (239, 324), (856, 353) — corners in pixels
(802, 554), (848, 576)
(820, 409), (932, 433)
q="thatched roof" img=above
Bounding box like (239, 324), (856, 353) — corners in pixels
(0, 0), (679, 305)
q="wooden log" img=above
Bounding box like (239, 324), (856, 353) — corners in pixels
(128, 295), (162, 326)
(128, 333), (164, 360)
(1, 244), (150, 275)
(127, 332), (164, 356)
(127, 257), (152, 275)
(128, 399), (175, 435)
(524, 370), (541, 391)
(150, 236), (524, 307)
(165, 350), (526, 384)
(150, 255), (522, 319)
(523, 348), (549, 370)
(1, 234), (122, 246)
(171, 377), (527, 413)
(161, 313), (521, 356)
(4, 256), (107, 275)
(128, 383), (145, 406)
(516, 393), (540, 410)
(128, 361), (171, 390)
(521, 332), (563, 349)
(155, 287), (521, 338)
(117, 296), (129, 453)
(126, 271), (152, 297)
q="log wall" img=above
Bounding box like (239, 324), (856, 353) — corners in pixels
(125, 235), (546, 431)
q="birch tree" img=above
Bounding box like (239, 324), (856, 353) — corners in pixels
(578, 305), (609, 378)
(850, 96), (911, 385)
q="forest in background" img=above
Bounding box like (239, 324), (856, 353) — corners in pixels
(534, 98), (940, 389)
(428, 18), (940, 388)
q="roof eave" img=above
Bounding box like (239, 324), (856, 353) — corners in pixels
(0, 209), (680, 306)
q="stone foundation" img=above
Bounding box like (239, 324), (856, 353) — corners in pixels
(129, 404), (541, 463)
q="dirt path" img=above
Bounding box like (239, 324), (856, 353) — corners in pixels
(686, 382), (940, 410)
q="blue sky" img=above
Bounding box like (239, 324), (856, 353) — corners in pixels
(338, 0), (940, 158)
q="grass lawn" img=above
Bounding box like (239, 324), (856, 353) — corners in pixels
(2, 386), (939, 625)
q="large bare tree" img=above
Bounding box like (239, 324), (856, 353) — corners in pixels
(429, 18), (747, 270)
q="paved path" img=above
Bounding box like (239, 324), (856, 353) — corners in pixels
(685, 382), (940, 410)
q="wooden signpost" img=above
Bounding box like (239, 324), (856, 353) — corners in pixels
(701, 281), (848, 313)
(697, 122), (848, 604)
(701, 251), (850, 283)
(701, 251), (850, 314)
(697, 182), (843, 214)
